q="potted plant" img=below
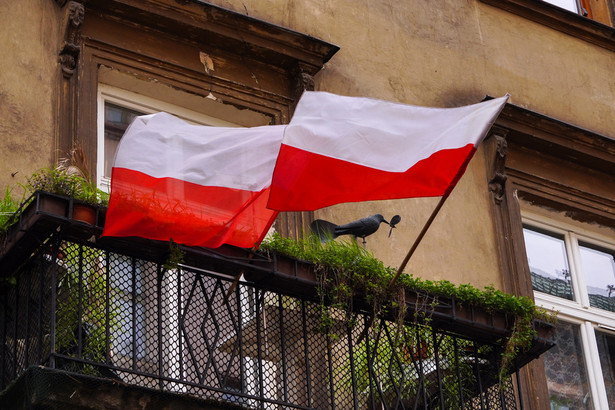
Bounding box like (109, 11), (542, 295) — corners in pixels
(25, 145), (109, 225)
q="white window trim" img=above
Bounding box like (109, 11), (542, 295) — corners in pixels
(96, 84), (240, 190)
(523, 211), (615, 408)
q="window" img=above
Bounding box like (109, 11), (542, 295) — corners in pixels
(523, 215), (615, 408)
(543, 0), (589, 15)
(96, 83), (243, 191)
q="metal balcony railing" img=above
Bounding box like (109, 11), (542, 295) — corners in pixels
(0, 193), (550, 409)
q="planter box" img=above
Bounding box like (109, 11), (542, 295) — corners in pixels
(243, 252), (319, 298)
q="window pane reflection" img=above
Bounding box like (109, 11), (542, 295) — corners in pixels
(543, 321), (593, 409)
(580, 244), (615, 313)
(595, 330), (615, 405)
(523, 227), (573, 300)
(543, 0), (579, 12)
(104, 103), (144, 179)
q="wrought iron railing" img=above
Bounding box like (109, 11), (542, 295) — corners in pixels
(0, 194), (547, 409)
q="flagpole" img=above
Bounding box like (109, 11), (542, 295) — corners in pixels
(361, 193), (450, 340)
(387, 193), (449, 292)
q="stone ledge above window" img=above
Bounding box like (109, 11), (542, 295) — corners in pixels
(479, 0), (615, 52)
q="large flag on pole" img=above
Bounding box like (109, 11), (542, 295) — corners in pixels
(102, 113), (284, 249)
(267, 92), (509, 212)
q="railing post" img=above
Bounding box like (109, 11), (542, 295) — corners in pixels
(49, 234), (61, 370)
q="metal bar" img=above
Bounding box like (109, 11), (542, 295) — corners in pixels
(347, 319), (358, 410)
(255, 290), (264, 408)
(1, 281), (6, 387)
(278, 293), (289, 403)
(364, 316), (376, 410)
(432, 331), (445, 409)
(105, 252), (110, 365)
(24, 266), (31, 368)
(131, 256), (137, 371)
(77, 244), (84, 359)
(237, 282), (244, 396)
(177, 268), (184, 382)
(301, 299), (312, 408)
(37, 259), (44, 366)
(326, 329), (336, 410)
(474, 340), (486, 410)
(50, 351), (316, 410)
(49, 235), (60, 369)
(12, 273), (18, 380)
(157, 264), (163, 390)
(453, 337), (465, 410)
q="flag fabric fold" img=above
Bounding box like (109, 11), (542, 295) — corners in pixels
(267, 92), (509, 212)
(102, 113), (284, 249)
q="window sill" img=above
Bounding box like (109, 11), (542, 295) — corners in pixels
(479, 0), (615, 52)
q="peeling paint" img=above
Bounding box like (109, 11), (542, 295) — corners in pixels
(199, 52), (214, 74)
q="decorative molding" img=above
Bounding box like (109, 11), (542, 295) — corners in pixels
(59, 1), (84, 76)
(292, 69), (315, 101)
(487, 128), (510, 205)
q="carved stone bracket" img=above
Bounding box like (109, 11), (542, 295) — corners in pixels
(487, 128), (510, 205)
(59, 1), (85, 76)
(292, 66), (315, 101)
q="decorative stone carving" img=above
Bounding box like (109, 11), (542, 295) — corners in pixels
(487, 129), (509, 205)
(59, 1), (84, 76)
(292, 68), (315, 101)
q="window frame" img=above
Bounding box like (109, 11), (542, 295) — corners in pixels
(96, 84), (241, 190)
(522, 212), (615, 409)
(484, 101), (615, 409)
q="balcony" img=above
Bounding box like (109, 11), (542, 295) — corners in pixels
(0, 192), (553, 409)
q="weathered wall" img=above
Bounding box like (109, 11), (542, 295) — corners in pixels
(210, 0), (614, 289)
(1, 0), (612, 290)
(0, 1), (62, 194)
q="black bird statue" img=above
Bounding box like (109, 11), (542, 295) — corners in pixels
(311, 214), (400, 245)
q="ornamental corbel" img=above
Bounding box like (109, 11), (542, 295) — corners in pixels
(487, 129), (509, 205)
(59, 1), (85, 76)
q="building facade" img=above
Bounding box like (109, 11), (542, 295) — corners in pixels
(1, 0), (615, 408)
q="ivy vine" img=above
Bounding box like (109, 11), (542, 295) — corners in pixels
(259, 232), (556, 381)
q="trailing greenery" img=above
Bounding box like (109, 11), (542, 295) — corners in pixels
(0, 187), (22, 234)
(260, 232), (556, 380)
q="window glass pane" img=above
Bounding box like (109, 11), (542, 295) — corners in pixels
(104, 103), (144, 179)
(595, 329), (615, 405)
(523, 227), (573, 300)
(543, 321), (593, 409)
(580, 243), (615, 312)
(543, 0), (579, 12)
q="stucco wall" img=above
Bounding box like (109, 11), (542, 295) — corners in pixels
(1, 0), (612, 290)
(0, 0), (62, 193)
(210, 0), (614, 289)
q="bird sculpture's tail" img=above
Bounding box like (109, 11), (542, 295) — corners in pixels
(310, 219), (339, 242)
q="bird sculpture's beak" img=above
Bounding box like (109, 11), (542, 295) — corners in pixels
(388, 215), (401, 237)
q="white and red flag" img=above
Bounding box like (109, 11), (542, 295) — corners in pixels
(102, 113), (283, 249)
(267, 92), (508, 211)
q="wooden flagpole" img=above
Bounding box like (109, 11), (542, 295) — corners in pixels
(360, 193), (450, 339)
(387, 193), (449, 292)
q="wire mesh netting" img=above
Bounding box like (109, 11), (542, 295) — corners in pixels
(1, 235), (520, 409)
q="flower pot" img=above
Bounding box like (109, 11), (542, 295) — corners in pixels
(36, 193), (69, 218)
(72, 203), (96, 225)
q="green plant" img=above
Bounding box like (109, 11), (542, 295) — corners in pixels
(25, 145), (109, 207)
(260, 233), (557, 383)
(55, 242), (112, 376)
(164, 238), (185, 271)
(0, 187), (22, 234)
